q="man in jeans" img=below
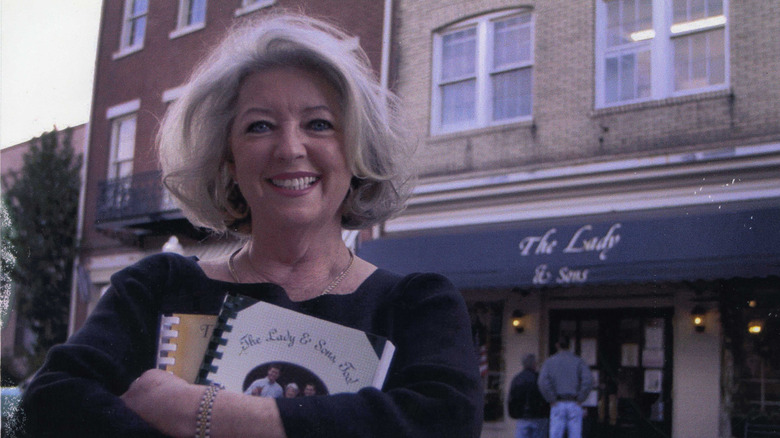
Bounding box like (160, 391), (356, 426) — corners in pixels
(538, 336), (594, 438)
(508, 354), (549, 438)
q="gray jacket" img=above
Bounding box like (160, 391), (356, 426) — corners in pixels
(537, 350), (593, 404)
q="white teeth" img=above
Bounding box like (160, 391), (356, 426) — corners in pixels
(271, 177), (318, 190)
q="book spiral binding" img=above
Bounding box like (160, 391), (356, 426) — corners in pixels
(196, 294), (242, 385)
(156, 315), (181, 370)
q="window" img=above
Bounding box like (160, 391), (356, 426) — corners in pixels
(596, 0), (728, 107)
(108, 114), (136, 181)
(468, 300), (505, 422)
(235, 0), (275, 16)
(117, 0), (148, 55)
(171, 0), (206, 38)
(432, 10), (534, 134)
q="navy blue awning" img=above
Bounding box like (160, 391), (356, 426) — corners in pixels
(357, 206), (780, 289)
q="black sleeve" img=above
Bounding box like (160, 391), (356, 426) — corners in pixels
(507, 374), (524, 419)
(18, 255), (184, 438)
(276, 273), (484, 438)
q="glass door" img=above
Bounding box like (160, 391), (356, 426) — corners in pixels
(549, 308), (673, 438)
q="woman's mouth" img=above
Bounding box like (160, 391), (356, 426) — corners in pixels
(269, 176), (320, 191)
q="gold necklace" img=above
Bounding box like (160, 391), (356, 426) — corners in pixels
(228, 247), (355, 296)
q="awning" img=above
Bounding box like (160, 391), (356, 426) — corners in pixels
(357, 205), (780, 289)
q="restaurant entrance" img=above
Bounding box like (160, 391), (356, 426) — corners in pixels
(549, 308), (673, 438)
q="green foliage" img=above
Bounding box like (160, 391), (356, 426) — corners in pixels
(3, 128), (82, 367)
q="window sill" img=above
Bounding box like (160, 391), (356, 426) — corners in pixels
(112, 45), (143, 60)
(169, 22), (206, 40)
(428, 118), (535, 144)
(234, 0), (275, 17)
(592, 88), (732, 117)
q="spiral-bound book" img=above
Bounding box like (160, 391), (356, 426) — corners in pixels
(197, 293), (395, 396)
(156, 313), (219, 383)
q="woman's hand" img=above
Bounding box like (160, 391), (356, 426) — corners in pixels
(120, 369), (203, 438)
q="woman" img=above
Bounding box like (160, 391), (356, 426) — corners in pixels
(284, 383), (300, 399)
(20, 13), (483, 438)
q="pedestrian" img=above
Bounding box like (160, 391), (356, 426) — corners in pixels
(538, 336), (594, 438)
(508, 354), (549, 438)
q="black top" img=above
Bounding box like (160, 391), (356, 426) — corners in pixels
(19, 253), (483, 437)
(507, 369), (548, 419)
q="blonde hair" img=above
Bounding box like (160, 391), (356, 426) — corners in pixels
(158, 13), (414, 234)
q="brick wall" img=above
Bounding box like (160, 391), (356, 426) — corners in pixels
(395, 0), (780, 179)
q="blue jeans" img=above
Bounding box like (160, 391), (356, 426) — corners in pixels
(515, 418), (548, 438)
(549, 401), (583, 438)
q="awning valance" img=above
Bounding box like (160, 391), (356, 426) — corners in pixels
(357, 206), (780, 289)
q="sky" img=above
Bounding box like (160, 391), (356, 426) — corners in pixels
(0, 1), (102, 149)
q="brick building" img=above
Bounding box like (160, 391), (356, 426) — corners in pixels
(358, 1), (780, 437)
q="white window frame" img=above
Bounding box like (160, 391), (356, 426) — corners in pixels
(105, 99), (140, 181)
(431, 10), (534, 136)
(595, 0), (729, 108)
(234, 0), (275, 17)
(170, 0), (207, 39)
(114, 0), (149, 59)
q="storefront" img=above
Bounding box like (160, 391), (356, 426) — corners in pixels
(358, 204), (780, 438)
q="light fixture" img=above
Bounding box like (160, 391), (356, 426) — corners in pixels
(748, 320), (764, 335)
(511, 310), (525, 334)
(691, 305), (706, 333)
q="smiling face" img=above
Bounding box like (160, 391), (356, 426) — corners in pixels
(228, 67), (351, 233)
(266, 366), (280, 383)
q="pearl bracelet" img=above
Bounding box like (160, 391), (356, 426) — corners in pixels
(196, 384), (222, 438)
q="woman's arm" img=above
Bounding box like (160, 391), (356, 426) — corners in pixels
(18, 254), (199, 437)
(121, 368), (286, 438)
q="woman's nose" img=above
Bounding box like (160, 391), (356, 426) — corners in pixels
(273, 124), (306, 161)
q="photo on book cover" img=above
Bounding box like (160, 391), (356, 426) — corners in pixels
(242, 362), (329, 398)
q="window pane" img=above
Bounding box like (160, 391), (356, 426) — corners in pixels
(607, 0), (654, 46)
(116, 117), (136, 162)
(673, 37), (689, 89)
(133, 0), (148, 16)
(190, 0), (206, 25)
(606, 57), (620, 103)
(709, 28), (725, 84)
(441, 28), (476, 81)
(620, 54), (635, 101)
(637, 50), (651, 98)
(441, 80), (476, 125)
(709, 0), (723, 16)
(492, 68), (531, 120)
(638, 0), (653, 33)
(674, 28), (724, 90)
(690, 32), (708, 83)
(622, 0), (636, 34)
(493, 15), (532, 69)
(133, 17), (146, 46)
(118, 161), (133, 179)
(673, 0), (723, 23)
(607, 1), (622, 47)
(605, 50), (650, 103)
(691, 0), (708, 20)
(673, 0), (688, 23)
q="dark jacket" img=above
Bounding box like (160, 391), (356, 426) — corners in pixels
(19, 253), (484, 438)
(508, 369), (548, 419)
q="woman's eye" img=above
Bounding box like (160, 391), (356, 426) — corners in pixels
(308, 119), (334, 132)
(246, 121), (272, 133)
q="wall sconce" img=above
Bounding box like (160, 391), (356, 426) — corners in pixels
(748, 320), (764, 335)
(511, 310), (525, 334)
(691, 305), (706, 333)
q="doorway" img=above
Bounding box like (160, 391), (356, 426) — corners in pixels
(549, 308), (673, 438)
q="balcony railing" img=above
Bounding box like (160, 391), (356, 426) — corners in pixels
(96, 170), (179, 224)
